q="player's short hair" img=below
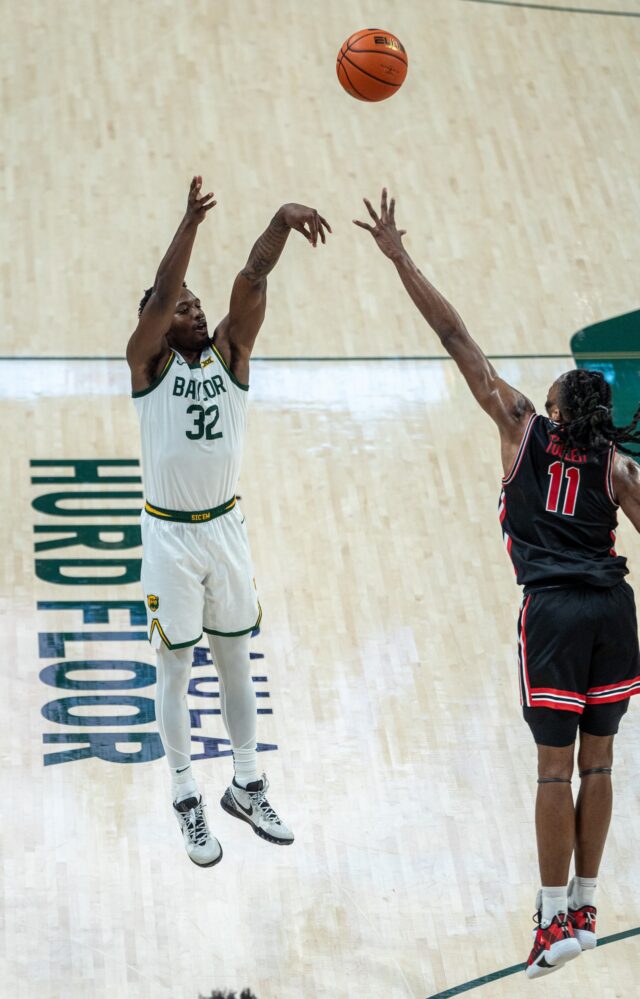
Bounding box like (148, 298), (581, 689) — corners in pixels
(137, 281), (188, 318)
(557, 368), (640, 456)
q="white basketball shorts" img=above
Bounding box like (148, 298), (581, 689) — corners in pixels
(140, 503), (261, 650)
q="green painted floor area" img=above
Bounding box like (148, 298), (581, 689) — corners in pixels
(571, 308), (640, 460)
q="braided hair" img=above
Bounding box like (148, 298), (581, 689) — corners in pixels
(557, 368), (640, 456)
(137, 281), (188, 317)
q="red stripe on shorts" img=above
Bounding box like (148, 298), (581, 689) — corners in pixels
(519, 596), (532, 706)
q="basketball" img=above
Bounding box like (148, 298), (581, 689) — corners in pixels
(336, 28), (408, 102)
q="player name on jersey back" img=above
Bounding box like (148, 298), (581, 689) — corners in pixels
(133, 345), (249, 513)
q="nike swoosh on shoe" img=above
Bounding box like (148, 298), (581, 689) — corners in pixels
(234, 797), (253, 817)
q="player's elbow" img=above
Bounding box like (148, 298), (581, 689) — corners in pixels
(438, 323), (466, 352)
(240, 267), (267, 294)
(150, 281), (172, 309)
(126, 335), (142, 369)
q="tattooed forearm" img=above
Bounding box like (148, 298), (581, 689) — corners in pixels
(241, 210), (290, 284)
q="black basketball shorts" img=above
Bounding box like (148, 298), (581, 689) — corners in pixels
(517, 580), (640, 747)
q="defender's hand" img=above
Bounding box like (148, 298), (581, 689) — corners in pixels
(280, 203), (332, 247)
(186, 176), (217, 224)
(353, 188), (407, 260)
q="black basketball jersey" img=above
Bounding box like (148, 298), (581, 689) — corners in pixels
(499, 414), (628, 591)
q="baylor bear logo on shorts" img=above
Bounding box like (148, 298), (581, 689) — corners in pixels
(147, 594), (159, 611)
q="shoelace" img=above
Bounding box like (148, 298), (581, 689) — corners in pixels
(247, 779), (281, 824)
(182, 802), (210, 846)
(532, 911), (570, 933)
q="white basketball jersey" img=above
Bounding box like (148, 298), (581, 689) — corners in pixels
(133, 344), (249, 511)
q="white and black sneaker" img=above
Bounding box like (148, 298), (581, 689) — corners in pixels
(173, 795), (223, 867)
(220, 775), (294, 845)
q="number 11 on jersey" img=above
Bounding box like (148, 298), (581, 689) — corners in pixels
(546, 461), (581, 516)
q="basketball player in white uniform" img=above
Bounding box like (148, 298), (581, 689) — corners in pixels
(127, 177), (331, 866)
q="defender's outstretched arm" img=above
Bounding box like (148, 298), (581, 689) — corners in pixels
(215, 203), (331, 385)
(354, 189), (534, 437)
(614, 455), (640, 532)
(127, 177), (216, 382)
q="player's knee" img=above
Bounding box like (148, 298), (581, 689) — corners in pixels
(536, 743), (574, 782)
(157, 646), (192, 692)
(577, 732), (614, 774)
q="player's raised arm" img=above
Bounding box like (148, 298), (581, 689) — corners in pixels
(214, 203), (331, 386)
(354, 189), (534, 438)
(126, 177), (216, 385)
(614, 453), (640, 532)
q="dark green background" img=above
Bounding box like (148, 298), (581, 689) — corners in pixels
(571, 308), (640, 460)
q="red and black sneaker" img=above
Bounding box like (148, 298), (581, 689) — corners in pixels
(525, 909), (582, 979)
(568, 904), (597, 951)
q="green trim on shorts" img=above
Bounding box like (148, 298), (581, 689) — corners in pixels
(211, 342), (249, 392)
(149, 617), (202, 650)
(132, 353), (175, 398)
(203, 604), (262, 638)
(144, 495), (236, 523)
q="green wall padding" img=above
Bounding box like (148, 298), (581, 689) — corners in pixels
(571, 309), (640, 460)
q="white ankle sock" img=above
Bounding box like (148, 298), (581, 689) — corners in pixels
(233, 749), (259, 788)
(540, 886), (568, 926)
(571, 876), (597, 909)
(172, 765), (198, 803)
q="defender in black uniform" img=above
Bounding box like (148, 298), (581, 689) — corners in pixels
(355, 189), (640, 979)
(502, 413), (639, 745)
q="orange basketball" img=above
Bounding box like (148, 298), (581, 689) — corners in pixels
(336, 28), (408, 102)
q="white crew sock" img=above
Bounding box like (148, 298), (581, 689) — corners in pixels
(570, 876), (597, 909)
(207, 633), (258, 787)
(231, 754), (260, 789)
(172, 764), (198, 804)
(540, 886), (568, 927)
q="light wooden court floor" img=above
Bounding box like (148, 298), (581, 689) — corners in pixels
(3, 1), (640, 996)
(1, 354), (639, 999)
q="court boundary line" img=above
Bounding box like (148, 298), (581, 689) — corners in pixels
(0, 352), (584, 363)
(1, 351), (638, 362)
(461, 0), (640, 17)
(424, 925), (640, 998)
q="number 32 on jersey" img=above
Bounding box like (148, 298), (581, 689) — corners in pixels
(185, 403), (223, 441)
